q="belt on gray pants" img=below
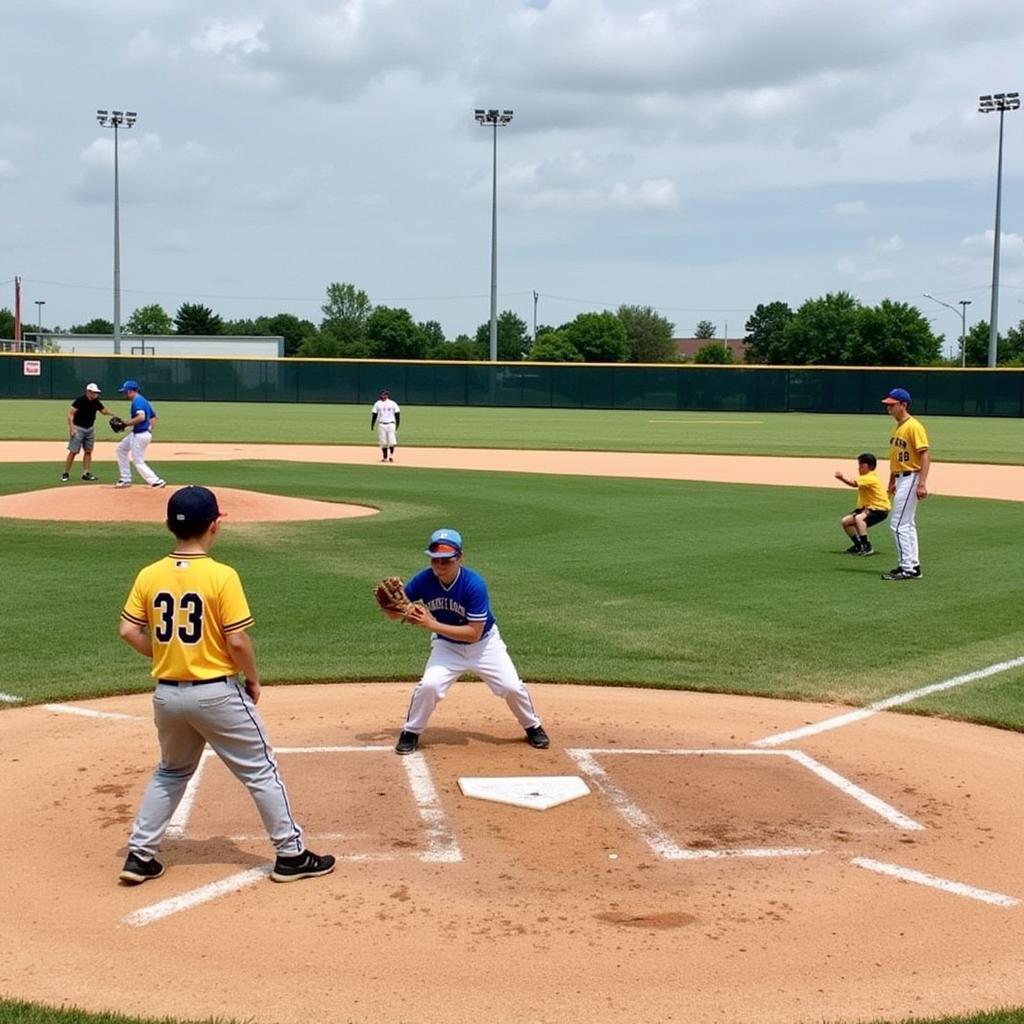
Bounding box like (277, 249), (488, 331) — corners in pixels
(894, 471), (917, 477)
(158, 676), (228, 686)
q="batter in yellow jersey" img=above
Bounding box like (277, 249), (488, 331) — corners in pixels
(116, 485), (335, 886)
(880, 387), (931, 580)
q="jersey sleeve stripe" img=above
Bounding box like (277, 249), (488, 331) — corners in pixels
(223, 616), (255, 633)
(121, 610), (147, 626)
(467, 612), (488, 621)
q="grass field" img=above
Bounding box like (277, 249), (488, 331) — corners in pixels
(4, 399), (1024, 463)
(1, 401), (1022, 1024)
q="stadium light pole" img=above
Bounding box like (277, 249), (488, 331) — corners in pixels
(923, 293), (971, 367)
(96, 109), (137, 355)
(474, 108), (513, 362)
(978, 92), (1020, 367)
(34, 300), (45, 332)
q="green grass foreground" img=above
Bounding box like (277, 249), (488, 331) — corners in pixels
(1, 460), (1022, 728)
(4, 399), (1024, 463)
(2, 998), (1021, 1024)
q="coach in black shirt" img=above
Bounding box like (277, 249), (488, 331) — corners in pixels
(62, 382), (113, 482)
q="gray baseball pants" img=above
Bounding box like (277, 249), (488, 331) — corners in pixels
(128, 677), (304, 859)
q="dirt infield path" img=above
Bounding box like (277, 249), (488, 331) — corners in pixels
(2, 439), (1022, 500)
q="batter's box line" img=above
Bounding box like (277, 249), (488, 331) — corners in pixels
(166, 744), (462, 864)
(566, 747), (922, 862)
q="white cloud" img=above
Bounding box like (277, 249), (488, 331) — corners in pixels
(962, 230), (1024, 264)
(874, 235), (904, 253)
(833, 201), (867, 216)
(0, 157), (13, 178)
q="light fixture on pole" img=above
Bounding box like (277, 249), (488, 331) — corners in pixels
(923, 293), (971, 367)
(474, 108), (513, 362)
(978, 92), (1020, 368)
(34, 300), (45, 333)
(96, 108), (138, 356)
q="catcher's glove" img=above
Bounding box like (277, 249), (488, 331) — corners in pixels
(374, 576), (417, 620)
(109, 416), (127, 433)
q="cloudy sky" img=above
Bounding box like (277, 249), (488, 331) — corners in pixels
(2, 0), (1023, 353)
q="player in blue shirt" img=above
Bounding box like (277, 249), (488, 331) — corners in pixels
(388, 528), (550, 755)
(115, 379), (166, 489)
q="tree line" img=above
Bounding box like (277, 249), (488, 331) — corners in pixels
(3, 284), (1023, 367)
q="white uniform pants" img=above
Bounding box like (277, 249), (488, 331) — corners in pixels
(890, 472), (921, 569)
(377, 422), (397, 449)
(403, 627), (541, 734)
(117, 430), (161, 485)
(128, 677), (304, 859)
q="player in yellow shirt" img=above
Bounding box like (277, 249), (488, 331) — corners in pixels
(834, 452), (891, 556)
(880, 387), (931, 581)
(117, 485), (334, 885)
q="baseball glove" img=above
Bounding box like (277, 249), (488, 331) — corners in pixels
(374, 576), (416, 620)
(109, 416), (127, 433)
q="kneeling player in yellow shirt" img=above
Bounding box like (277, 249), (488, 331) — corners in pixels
(834, 452), (891, 557)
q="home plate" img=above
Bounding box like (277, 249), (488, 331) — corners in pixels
(458, 776), (591, 810)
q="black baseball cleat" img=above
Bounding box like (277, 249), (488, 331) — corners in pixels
(882, 566), (922, 581)
(395, 730), (419, 755)
(119, 852), (165, 885)
(270, 849), (336, 883)
(859, 544), (875, 556)
(60, 472), (70, 482)
(525, 725), (550, 749)
(844, 544), (861, 554)
(81, 472), (98, 481)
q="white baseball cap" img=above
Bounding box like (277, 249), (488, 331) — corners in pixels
(85, 382), (102, 393)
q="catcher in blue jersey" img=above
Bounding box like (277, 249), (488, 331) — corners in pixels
(383, 528), (550, 755)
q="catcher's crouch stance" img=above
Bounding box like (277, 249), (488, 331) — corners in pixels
(375, 527), (550, 755)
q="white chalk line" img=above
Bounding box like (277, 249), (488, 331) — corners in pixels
(0, 692), (23, 703)
(401, 753), (463, 863)
(753, 655), (1024, 747)
(123, 866), (271, 926)
(783, 750), (923, 831)
(851, 857), (1020, 908)
(43, 703), (144, 721)
(165, 748), (212, 839)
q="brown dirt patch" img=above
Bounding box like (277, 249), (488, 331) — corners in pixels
(0, 482), (376, 522)
(1, 684), (1022, 1024)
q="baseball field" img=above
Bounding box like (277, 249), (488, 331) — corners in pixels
(0, 400), (1022, 1024)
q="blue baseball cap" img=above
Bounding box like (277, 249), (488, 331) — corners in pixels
(424, 528), (463, 559)
(167, 485), (224, 531)
(118, 379), (141, 393)
(882, 387), (911, 405)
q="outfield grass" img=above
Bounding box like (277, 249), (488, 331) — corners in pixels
(3, 399), (1024, 463)
(1, 459), (1022, 728)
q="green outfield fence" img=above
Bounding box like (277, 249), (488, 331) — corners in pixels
(2, 353), (1023, 416)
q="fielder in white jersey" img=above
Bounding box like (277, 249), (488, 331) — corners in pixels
(370, 389), (400, 463)
(115, 379), (166, 489)
(880, 387), (930, 581)
(386, 527), (550, 755)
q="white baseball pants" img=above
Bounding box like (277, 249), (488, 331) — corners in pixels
(116, 430), (161, 485)
(890, 472), (921, 569)
(377, 422), (397, 448)
(402, 627), (541, 734)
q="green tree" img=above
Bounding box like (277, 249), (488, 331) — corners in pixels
(126, 304), (173, 335)
(743, 301), (795, 364)
(778, 292), (861, 364)
(528, 332), (584, 362)
(419, 320), (447, 348)
(694, 342), (734, 364)
(853, 301), (940, 366)
(70, 317), (115, 334)
(962, 320), (1008, 367)
(309, 282), (373, 356)
(0, 308), (14, 339)
(259, 313), (318, 357)
(617, 304), (676, 363)
(559, 311), (628, 362)
(174, 302), (223, 335)
(429, 335), (485, 361)
(474, 310), (531, 361)
(1002, 320), (1024, 365)
(694, 319), (716, 340)
(366, 306), (429, 360)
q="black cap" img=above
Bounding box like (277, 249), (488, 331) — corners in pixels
(167, 485), (222, 531)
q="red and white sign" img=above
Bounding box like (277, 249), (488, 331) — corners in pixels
(23, 360), (41, 376)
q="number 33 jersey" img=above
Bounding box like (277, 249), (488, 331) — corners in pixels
(121, 552), (254, 680)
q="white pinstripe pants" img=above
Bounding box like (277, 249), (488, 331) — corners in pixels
(889, 472), (921, 569)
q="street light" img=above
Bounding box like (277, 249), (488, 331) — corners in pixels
(923, 293), (971, 367)
(96, 108), (138, 355)
(474, 108), (513, 362)
(978, 92), (1020, 367)
(34, 300), (45, 333)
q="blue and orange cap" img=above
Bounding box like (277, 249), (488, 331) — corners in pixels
(424, 528), (463, 559)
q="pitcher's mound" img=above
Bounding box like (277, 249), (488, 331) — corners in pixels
(0, 484), (377, 523)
